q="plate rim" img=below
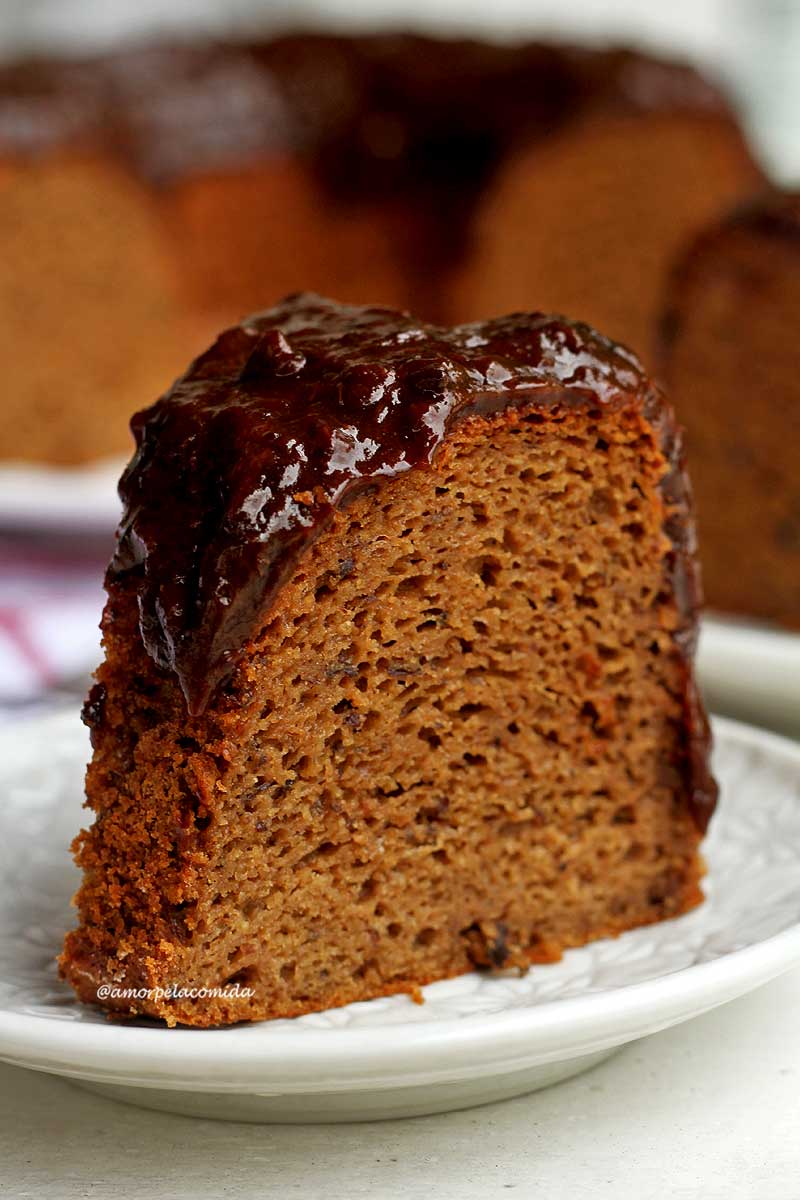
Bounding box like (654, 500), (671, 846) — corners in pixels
(0, 457), (123, 531)
(1, 713), (799, 1093)
(699, 615), (800, 669)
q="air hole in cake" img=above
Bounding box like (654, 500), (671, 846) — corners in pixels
(463, 752), (488, 767)
(395, 574), (428, 597)
(359, 877), (378, 901)
(457, 702), (487, 718)
(597, 644), (621, 660)
(225, 966), (258, 989)
(502, 528), (522, 554)
(324, 730), (343, 754)
(176, 736), (201, 753)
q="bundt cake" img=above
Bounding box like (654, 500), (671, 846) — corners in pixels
(659, 191), (800, 627)
(59, 293), (716, 1027)
(0, 34), (762, 465)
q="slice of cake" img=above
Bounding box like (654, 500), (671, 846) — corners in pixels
(60, 294), (716, 1027)
(659, 191), (800, 626)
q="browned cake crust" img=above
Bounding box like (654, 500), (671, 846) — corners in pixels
(0, 35), (761, 463)
(659, 191), (800, 626)
(59, 294), (716, 1027)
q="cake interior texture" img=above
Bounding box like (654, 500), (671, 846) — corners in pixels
(63, 376), (710, 1025)
(661, 195), (800, 626)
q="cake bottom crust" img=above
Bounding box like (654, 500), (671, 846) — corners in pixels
(61, 869), (704, 1027)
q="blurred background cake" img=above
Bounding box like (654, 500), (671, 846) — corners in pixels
(660, 190), (800, 627)
(0, 36), (761, 466)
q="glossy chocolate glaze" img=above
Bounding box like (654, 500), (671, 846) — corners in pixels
(110, 293), (716, 831)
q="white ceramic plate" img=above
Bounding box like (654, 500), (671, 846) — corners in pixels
(0, 458), (123, 532)
(0, 712), (799, 1123)
(698, 617), (800, 739)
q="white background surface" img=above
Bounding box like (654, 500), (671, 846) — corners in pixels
(2, 966), (799, 1199)
(0, 0), (732, 53)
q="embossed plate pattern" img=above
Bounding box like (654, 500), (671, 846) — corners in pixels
(0, 712), (799, 1121)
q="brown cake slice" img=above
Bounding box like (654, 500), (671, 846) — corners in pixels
(659, 191), (800, 626)
(60, 294), (716, 1027)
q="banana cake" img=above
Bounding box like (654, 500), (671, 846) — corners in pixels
(60, 293), (717, 1026)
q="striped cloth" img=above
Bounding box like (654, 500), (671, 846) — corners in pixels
(0, 533), (108, 713)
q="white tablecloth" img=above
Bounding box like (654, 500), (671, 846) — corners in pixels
(3, 965), (799, 1199)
